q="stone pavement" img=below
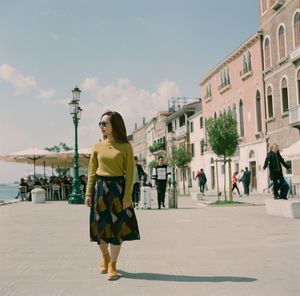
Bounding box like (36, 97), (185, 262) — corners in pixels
(0, 193), (300, 296)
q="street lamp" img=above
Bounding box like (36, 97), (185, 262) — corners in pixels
(68, 86), (84, 204)
(170, 130), (178, 208)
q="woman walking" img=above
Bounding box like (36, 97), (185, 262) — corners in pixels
(232, 171), (242, 197)
(85, 111), (140, 281)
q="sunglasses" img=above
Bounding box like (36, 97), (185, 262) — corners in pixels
(98, 121), (108, 127)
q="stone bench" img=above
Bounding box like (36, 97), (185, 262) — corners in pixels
(265, 199), (300, 219)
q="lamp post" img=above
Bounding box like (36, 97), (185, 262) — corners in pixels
(170, 130), (178, 208)
(68, 86), (84, 204)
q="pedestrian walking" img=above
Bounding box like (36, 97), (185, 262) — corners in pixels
(85, 111), (140, 281)
(152, 156), (170, 209)
(232, 171), (242, 197)
(242, 167), (251, 196)
(263, 143), (290, 200)
(196, 168), (207, 195)
(132, 156), (147, 207)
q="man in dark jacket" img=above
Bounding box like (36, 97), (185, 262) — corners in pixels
(152, 156), (170, 209)
(263, 144), (290, 200)
(242, 167), (251, 196)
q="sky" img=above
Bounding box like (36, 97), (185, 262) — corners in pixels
(0, 0), (259, 183)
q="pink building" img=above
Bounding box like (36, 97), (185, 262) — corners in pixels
(200, 32), (268, 193)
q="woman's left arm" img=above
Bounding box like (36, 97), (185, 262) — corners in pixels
(123, 144), (134, 208)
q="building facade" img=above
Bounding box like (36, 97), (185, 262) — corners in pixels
(260, 0), (300, 189)
(165, 101), (201, 194)
(200, 32), (268, 194)
(189, 111), (206, 191)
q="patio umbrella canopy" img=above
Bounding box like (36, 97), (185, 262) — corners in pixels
(0, 147), (92, 177)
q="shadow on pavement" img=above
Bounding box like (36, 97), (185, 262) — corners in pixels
(118, 270), (257, 282)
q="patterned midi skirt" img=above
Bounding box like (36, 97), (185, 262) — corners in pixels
(90, 176), (140, 245)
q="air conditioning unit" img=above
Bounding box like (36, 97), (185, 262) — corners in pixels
(272, 0), (285, 10)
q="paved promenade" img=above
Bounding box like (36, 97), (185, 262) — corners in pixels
(0, 194), (300, 296)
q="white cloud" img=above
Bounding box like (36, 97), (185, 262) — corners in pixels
(0, 64), (37, 95)
(80, 77), (180, 134)
(0, 64), (58, 103)
(38, 88), (56, 101)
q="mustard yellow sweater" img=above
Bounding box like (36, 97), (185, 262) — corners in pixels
(85, 140), (134, 203)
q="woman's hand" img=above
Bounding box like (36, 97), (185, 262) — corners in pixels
(85, 195), (91, 207)
(123, 201), (131, 210)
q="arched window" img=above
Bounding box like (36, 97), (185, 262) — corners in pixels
(210, 158), (214, 164)
(294, 12), (300, 48)
(264, 37), (271, 69)
(239, 100), (244, 137)
(243, 55), (247, 72)
(256, 90), (262, 132)
(249, 150), (255, 159)
(278, 25), (286, 60)
(297, 70), (300, 104)
(247, 51), (252, 71)
(267, 86), (274, 118)
(281, 78), (289, 113)
(233, 104), (237, 120)
(261, 0), (268, 14)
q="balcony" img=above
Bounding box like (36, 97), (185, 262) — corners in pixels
(289, 105), (300, 128)
(218, 83), (231, 94)
(290, 47), (300, 64)
(271, 0), (285, 10)
(240, 68), (252, 81)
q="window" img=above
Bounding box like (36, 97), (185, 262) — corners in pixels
(179, 115), (185, 127)
(233, 104), (237, 120)
(278, 25), (286, 60)
(281, 78), (289, 113)
(200, 117), (203, 129)
(297, 70), (300, 104)
(239, 100), (244, 137)
(256, 90), (262, 132)
(242, 51), (252, 74)
(167, 122), (172, 133)
(261, 0), (268, 13)
(267, 86), (274, 118)
(264, 37), (271, 69)
(190, 122), (194, 133)
(191, 143), (194, 157)
(294, 12), (300, 48)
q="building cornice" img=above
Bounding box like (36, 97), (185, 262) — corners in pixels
(199, 32), (262, 86)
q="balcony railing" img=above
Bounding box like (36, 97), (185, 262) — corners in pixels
(240, 68), (252, 80)
(289, 105), (300, 128)
(290, 47), (300, 64)
(218, 83), (231, 94)
(271, 0), (285, 10)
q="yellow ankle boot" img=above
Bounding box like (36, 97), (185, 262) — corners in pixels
(108, 261), (119, 280)
(99, 253), (110, 274)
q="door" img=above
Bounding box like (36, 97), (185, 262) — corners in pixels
(210, 166), (215, 190)
(249, 161), (257, 191)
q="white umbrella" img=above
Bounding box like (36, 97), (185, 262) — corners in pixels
(0, 148), (57, 178)
(0, 147), (92, 177)
(281, 140), (300, 159)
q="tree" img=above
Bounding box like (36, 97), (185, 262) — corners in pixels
(171, 147), (192, 195)
(44, 142), (73, 177)
(206, 112), (239, 201)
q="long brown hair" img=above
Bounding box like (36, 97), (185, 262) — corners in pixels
(101, 111), (129, 143)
